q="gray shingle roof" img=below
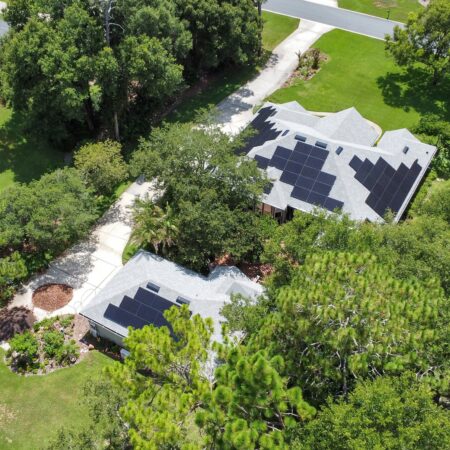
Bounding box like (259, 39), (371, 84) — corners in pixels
(246, 102), (436, 223)
(80, 251), (263, 343)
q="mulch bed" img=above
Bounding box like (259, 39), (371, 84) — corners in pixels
(0, 307), (36, 341)
(32, 284), (73, 312)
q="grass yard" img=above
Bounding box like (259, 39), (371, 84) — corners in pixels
(0, 106), (63, 192)
(338, 0), (423, 22)
(268, 29), (449, 132)
(262, 11), (300, 52)
(168, 12), (299, 123)
(0, 349), (113, 449)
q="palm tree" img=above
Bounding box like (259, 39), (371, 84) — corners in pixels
(130, 200), (178, 256)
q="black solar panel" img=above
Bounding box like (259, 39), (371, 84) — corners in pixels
(134, 288), (176, 312)
(301, 166), (319, 180)
(305, 156), (324, 170)
(103, 285), (182, 333)
(271, 156), (288, 170)
(120, 296), (140, 315)
(313, 181), (332, 196)
(349, 156), (363, 172)
(294, 142), (312, 155)
(274, 146), (292, 159)
(291, 186), (309, 201)
(312, 147), (329, 160)
(308, 191), (327, 206)
(137, 303), (158, 322)
(317, 172), (336, 186)
(280, 171), (298, 186)
(324, 198), (344, 212)
(350, 157), (423, 217)
(295, 177), (314, 189)
(285, 160), (303, 173)
(104, 304), (148, 329)
(254, 155), (270, 169)
(290, 151), (308, 164)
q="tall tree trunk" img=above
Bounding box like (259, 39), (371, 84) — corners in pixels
(84, 100), (95, 132)
(113, 111), (120, 141)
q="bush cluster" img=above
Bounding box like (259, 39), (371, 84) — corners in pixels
(7, 315), (79, 374)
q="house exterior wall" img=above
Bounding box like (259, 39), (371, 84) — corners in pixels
(88, 320), (125, 347)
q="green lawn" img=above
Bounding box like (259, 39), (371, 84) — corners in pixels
(268, 29), (449, 132)
(0, 107), (64, 192)
(262, 11), (300, 52)
(0, 350), (113, 449)
(338, 0), (423, 22)
(168, 12), (299, 123)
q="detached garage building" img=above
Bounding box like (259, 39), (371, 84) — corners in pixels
(80, 251), (263, 347)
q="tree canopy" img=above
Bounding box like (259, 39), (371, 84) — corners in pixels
(385, 0), (450, 84)
(250, 252), (448, 402)
(129, 119), (276, 271)
(74, 140), (128, 195)
(1, 0), (262, 143)
(295, 374), (450, 450)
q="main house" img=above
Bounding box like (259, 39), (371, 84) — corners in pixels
(242, 102), (436, 223)
(80, 251), (263, 347)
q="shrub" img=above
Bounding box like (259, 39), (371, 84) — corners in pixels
(9, 331), (39, 370)
(0, 252), (28, 304)
(55, 340), (79, 366)
(74, 140), (129, 195)
(34, 316), (59, 332)
(43, 331), (65, 358)
(59, 315), (74, 329)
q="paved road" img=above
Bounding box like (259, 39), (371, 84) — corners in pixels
(263, 0), (403, 40)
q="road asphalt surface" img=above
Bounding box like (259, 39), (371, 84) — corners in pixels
(263, 0), (403, 40)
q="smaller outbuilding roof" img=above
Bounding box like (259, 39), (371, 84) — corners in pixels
(80, 251), (263, 343)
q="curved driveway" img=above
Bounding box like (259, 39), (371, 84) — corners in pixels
(263, 0), (404, 40)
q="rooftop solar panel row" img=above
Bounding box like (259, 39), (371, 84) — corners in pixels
(103, 287), (180, 333)
(350, 157), (423, 217)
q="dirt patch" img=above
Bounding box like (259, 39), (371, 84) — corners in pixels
(0, 307), (36, 341)
(32, 284), (73, 312)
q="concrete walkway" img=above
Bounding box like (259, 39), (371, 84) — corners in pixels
(217, 19), (333, 135)
(10, 179), (154, 321)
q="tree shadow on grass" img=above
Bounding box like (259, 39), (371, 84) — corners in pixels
(0, 109), (63, 187)
(377, 67), (450, 122)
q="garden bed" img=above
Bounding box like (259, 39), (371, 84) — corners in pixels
(32, 284), (73, 311)
(6, 315), (84, 375)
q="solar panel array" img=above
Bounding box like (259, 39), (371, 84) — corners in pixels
(104, 287), (178, 332)
(256, 141), (344, 212)
(239, 106), (282, 154)
(349, 156), (422, 217)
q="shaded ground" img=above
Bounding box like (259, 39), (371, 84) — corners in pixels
(32, 284), (74, 312)
(268, 29), (449, 131)
(167, 12), (300, 124)
(0, 307), (36, 341)
(0, 107), (63, 192)
(338, 0), (422, 22)
(0, 348), (113, 449)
